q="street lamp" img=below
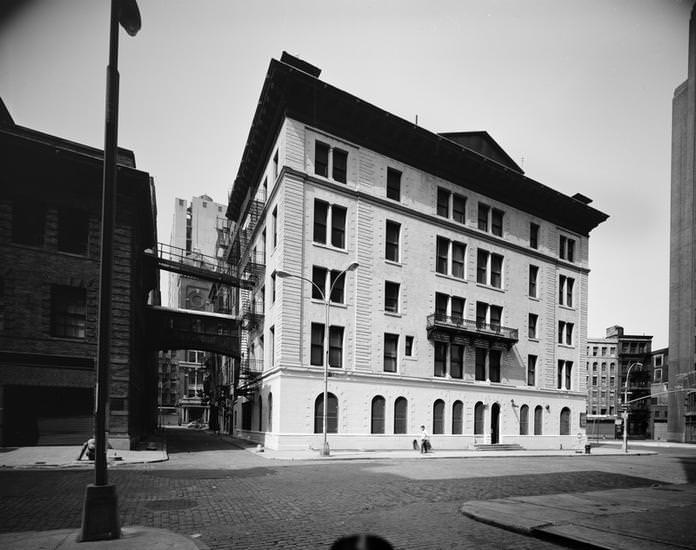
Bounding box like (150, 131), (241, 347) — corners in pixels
(80, 0), (141, 542)
(276, 261), (359, 457)
(622, 362), (642, 453)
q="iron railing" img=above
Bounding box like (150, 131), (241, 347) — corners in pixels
(426, 314), (518, 342)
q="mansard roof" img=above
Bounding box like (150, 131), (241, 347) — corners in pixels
(228, 55), (608, 235)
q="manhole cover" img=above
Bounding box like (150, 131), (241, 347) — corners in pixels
(144, 498), (198, 511)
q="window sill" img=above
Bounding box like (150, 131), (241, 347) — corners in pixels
(476, 283), (505, 293)
(49, 335), (88, 343)
(384, 311), (401, 317)
(311, 298), (347, 309)
(528, 337), (540, 343)
(558, 304), (576, 311)
(558, 343), (575, 349)
(528, 296), (540, 302)
(384, 259), (402, 267)
(312, 242), (348, 255)
(435, 273), (467, 284)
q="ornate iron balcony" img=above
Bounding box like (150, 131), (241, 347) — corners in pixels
(426, 313), (518, 348)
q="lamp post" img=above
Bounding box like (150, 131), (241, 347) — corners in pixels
(622, 362), (642, 453)
(80, 0), (140, 542)
(276, 261), (358, 456)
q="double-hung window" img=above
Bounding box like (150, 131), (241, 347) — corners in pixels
(385, 220), (400, 262)
(477, 250), (503, 288)
(437, 188), (450, 217)
(452, 194), (466, 223)
(387, 168), (401, 200)
(384, 281), (400, 313)
(559, 275), (574, 307)
(315, 141), (348, 184)
(384, 333), (399, 372)
(436, 236), (466, 279)
(311, 322), (344, 367)
(530, 223), (539, 249)
(527, 355), (537, 386)
(478, 203), (504, 236)
(558, 321), (574, 345)
(51, 285), (86, 339)
(559, 235), (576, 262)
(529, 265), (538, 297)
(528, 313), (538, 339)
(313, 199), (347, 249)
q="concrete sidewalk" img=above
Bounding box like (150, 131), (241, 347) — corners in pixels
(0, 526), (208, 549)
(0, 441), (167, 469)
(461, 483), (696, 550)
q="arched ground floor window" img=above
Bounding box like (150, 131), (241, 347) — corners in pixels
(314, 393), (338, 433)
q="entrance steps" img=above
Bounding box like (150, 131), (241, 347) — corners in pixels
(474, 443), (525, 451)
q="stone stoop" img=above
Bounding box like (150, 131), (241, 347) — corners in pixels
(474, 443), (525, 451)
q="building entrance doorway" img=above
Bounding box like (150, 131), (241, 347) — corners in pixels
(491, 402), (500, 444)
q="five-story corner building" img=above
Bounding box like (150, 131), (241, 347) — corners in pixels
(225, 53), (608, 451)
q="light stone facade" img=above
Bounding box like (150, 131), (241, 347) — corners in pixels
(228, 55), (606, 451)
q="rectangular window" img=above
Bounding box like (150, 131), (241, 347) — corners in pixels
(313, 200), (328, 244)
(271, 272), (276, 303)
(58, 208), (89, 254)
(565, 322), (574, 346)
(528, 313), (538, 339)
(451, 296), (465, 322)
(477, 203), (489, 231)
(312, 266), (327, 300)
(387, 167), (401, 201)
(565, 361), (573, 390)
(437, 188), (450, 217)
(477, 249), (488, 284)
(12, 202), (45, 247)
(384, 333), (399, 372)
(311, 323), (324, 366)
(450, 344), (464, 379)
(559, 275), (574, 307)
(490, 305), (502, 331)
(384, 281), (400, 313)
(491, 209), (504, 236)
(557, 360), (564, 389)
(332, 148), (347, 183)
(330, 270), (345, 304)
(558, 321), (565, 344)
(530, 223), (539, 249)
(434, 341), (447, 377)
(560, 235), (576, 262)
(435, 292), (448, 320)
(436, 237), (449, 275)
(329, 326), (344, 368)
(51, 285), (86, 339)
(475, 348), (486, 380)
(452, 194), (466, 223)
(385, 220), (400, 262)
(331, 205), (346, 248)
(273, 150), (279, 180)
(527, 355), (537, 386)
(529, 265), (538, 297)
(476, 301), (488, 329)
(272, 207), (278, 248)
(490, 253), (503, 288)
(315, 141), (329, 177)
(451, 242), (466, 279)
(405, 336), (414, 356)
(489, 349), (501, 382)
(269, 326), (275, 366)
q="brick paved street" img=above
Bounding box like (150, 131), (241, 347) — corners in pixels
(1, 429), (695, 549)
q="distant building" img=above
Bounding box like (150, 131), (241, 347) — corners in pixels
(586, 326), (652, 439)
(167, 195), (227, 425)
(219, 53), (608, 451)
(0, 101), (159, 448)
(648, 348), (669, 441)
(668, 4), (696, 443)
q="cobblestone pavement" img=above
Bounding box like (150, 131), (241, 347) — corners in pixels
(1, 430), (693, 550)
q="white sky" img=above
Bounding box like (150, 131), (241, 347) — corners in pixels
(1, 0), (692, 348)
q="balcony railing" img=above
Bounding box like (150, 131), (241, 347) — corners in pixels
(239, 358), (264, 380)
(426, 314), (518, 347)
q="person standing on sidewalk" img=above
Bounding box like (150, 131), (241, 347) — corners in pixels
(419, 425), (430, 453)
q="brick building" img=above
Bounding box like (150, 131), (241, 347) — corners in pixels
(649, 347), (669, 440)
(221, 53), (608, 451)
(0, 102), (159, 448)
(586, 326), (652, 440)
